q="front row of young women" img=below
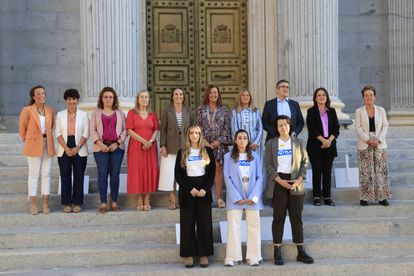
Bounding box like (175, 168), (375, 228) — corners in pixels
(174, 116), (312, 268)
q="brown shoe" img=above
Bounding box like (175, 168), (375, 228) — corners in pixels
(63, 205), (71, 213)
(184, 257), (194, 268)
(111, 202), (121, 212)
(30, 204), (38, 215)
(200, 256), (209, 268)
(99, 203), (107, 214)
(72, 205), (81, 213)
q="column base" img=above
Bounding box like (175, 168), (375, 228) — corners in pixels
(387, 110), (414, 126)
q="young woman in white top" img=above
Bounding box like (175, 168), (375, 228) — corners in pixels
(264, 115), (313, 266)
(175, 126), (216, 269)
(223, 129), (263, 266)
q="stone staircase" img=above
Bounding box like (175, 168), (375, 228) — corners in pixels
(0, 128), (414, 275)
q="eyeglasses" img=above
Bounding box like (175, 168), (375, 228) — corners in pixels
(278, 85), (289, 89)
(103, 96), (114, 99)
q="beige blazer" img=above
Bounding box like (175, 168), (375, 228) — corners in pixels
(19, 104), (56, 157)
(263, 136), (309, 199)
(355, 105), (388, 150)
(160, 105), (193, 154)
(55, 108), (89, 157)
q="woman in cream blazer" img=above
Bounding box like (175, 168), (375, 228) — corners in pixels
(355, 85), (391, 206)
(55, 89), (89, 213)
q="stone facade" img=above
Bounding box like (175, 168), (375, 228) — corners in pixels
(0, 0), (413, 130)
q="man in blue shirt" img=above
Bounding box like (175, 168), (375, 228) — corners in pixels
(262, 80), (304, 141)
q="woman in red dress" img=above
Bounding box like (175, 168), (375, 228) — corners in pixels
(127, 90), (160, 211)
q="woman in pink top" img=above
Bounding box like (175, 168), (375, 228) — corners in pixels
(306, 88), (339, 206)
(90, 87), (127, 214)
(126, 90), (159, 211)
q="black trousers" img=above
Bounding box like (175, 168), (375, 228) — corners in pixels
(272, 173), (304, 244)
(57, 136), (87, 205)
(310, 152), (334, 198)
(180, 177), (214, 257)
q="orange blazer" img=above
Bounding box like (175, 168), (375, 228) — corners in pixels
(19, 104), (56, 157)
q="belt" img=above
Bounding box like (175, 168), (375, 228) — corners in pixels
(42, 134), (47, 138)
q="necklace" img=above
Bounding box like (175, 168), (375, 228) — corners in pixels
(37, 107), (45, 116)
(68, 108), (77, 118)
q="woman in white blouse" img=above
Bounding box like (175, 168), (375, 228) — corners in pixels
(55, 89), (89, 213)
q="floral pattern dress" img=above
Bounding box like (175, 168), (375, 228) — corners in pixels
(196, 105), (232, 165)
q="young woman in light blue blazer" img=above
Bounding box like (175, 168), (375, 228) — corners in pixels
(223, 129), (263, 267)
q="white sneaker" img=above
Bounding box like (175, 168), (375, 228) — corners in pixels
(224, 260), (234, 267)
(217, 199), (226, 208)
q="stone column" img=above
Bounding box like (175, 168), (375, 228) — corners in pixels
(276, 0), (349, 120)
(79, 0), (147, 112)
(247, 0), (277, 109)
(388, 1), (414, 126)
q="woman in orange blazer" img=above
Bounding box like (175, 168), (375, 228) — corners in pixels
(19, 85), (56, 215)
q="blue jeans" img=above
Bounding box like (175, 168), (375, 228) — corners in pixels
(93, 148), (124, 204)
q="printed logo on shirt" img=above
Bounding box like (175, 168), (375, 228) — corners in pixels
(239, 160), (250, 166)
(278, 149), (292, 156)
(188, 155), (203, 161)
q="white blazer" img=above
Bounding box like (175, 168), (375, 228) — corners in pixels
(355, 105), (388, 150)
(55, 108), (89, 157)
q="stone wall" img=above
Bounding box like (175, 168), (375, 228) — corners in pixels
(0, 0), (81, 117)
(338, 0), (389, 113)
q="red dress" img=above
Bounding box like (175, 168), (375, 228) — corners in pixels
(126, 110), (159, 194)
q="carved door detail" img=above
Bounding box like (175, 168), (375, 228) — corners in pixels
(147, 0), (247, 114)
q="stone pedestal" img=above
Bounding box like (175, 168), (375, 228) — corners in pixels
(388, 0), (414, 126)
(79, 0), (147, 112)
(276, 0), (349, 120)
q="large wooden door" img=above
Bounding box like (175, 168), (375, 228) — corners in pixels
(146, 0), (247, 114)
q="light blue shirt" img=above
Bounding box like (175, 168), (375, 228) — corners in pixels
(277, 97), (291, 119)
(231, 108), (263, 146)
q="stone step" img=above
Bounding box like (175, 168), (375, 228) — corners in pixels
(0, 217), (412, 250)
(0, 201), (413, 228)
(0, 236), (413, 271)
(10, 257), (414, 276)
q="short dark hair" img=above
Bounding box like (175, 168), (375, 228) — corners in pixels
(276, 79), (289, 89)
(27, 85), (45, 106)
(312, 87), (331, 108)
(202, 84), (222, 106)
(63, 88), (80, 100)
(361, 85), (376, 97)
(97, 86), (119, 110)
(170, 87), (185, 104)
(274, 115), (293, 137)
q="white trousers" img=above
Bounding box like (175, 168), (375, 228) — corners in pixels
(27, 139), (53, 197)
(225, 209), (262, 263)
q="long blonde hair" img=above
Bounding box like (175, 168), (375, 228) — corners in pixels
(180, 126), (210, 168)
(134, 90), (153, 114)
(235, 88), (257, 112)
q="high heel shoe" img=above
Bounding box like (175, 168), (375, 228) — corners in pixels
(30, 204), (38, 215)
(137, 198), (144, 211)
(144, 198), (151, 211)
(42, 195), (50, 214)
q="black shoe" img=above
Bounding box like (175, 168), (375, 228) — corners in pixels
(296, 245), (314, 264)
(324, 198), (336, 206)
(313, 198), (321, 206)
(360, 200), (368, 206)
(274, 246), (284, 265)
(379, 199), (389, 206)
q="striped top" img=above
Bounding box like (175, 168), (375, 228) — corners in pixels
(231, 107), (263, 146)
(175, 112), (183, 131)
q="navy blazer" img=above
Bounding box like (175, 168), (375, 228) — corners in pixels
(262, 97), (304, 141)
(306, 106), (339, 158)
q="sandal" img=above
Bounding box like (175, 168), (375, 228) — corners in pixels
(144, 204), (151, 211)
(169, 200), (176, 210)
(30, 204), (38, 216)
(137, 198), (144, 211)
(111, 202), (121, 212)
(63, 205), (72, 213)
(99, 203), (107, 214)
